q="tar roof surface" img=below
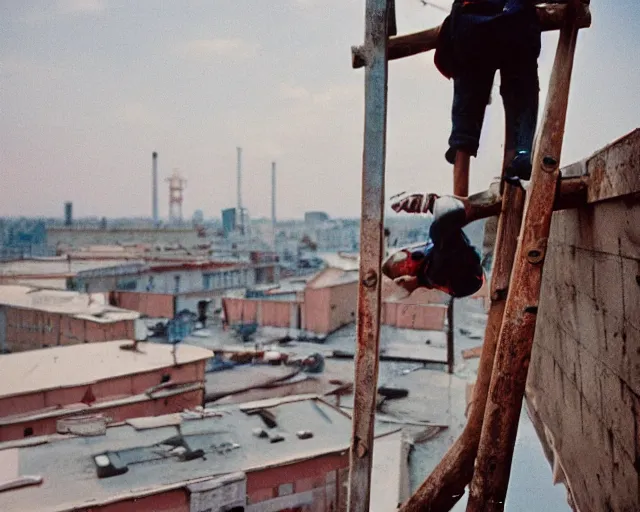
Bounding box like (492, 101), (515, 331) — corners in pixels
(0, 341), (213, 399)
(0, 398), (397, 512)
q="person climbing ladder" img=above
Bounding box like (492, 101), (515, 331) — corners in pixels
(382, 0), (542, 297)
(438, 0), (542, 194)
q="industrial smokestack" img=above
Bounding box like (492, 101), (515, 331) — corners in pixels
(152, 152), (158, 225)
(64, 202), (73, 226)
(236, 147), (242, 212)
(271, 161), (276, 227)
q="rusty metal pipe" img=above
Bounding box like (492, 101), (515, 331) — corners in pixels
(347, 1), (391, 511)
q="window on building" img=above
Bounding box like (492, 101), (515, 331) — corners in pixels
(174, 275), (181, 293)
(278, 483), (294, 497)
(203, 274), (212, 290)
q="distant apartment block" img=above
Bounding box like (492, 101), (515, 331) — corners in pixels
(304, 211), (330, 224)
(47, 226), (204, 249)
(74, 257), (278, 315)
(0, 218), (51, 260)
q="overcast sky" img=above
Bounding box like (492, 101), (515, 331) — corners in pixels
(1, 0), (639, 221)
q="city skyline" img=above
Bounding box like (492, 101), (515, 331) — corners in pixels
(1, 1), (639, 220)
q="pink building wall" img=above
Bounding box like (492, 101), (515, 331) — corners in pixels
(304, 282), (358, 336)
(3, 306), (135, 352)
(224, 297), (300, 330)
(259, 300), (297, 328)
(71, 451), (349, 512)
(0, 360), (205, 418)
(0, 387), (204, 442)
(110, 291), (175, 318)
(224, 277), (451, 335)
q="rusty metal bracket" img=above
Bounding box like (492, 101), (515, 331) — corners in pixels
(361, 270), (378, 288)
(526, 238), (548, 265)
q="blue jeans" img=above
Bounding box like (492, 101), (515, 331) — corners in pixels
(445, 4), (541, 164)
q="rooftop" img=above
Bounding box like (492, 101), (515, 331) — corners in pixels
(0, 397), (397, 512)
(0, 340), (213, 399)
(0, 285), (140, 322)
(305, 267), (359, 289)
(0, 258), (146, 278)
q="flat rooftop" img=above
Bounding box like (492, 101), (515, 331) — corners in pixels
(306, 267), (359, 289)
(0, 285), (139, 322)
(0, 340), (213, 399)
(0, 258), (145, 277)
(0, 397), (397, 512)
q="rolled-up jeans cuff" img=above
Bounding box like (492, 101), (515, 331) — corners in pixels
(445, 141), (478, 165)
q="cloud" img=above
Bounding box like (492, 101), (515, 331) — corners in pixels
(175, 38), (259, 61)
(58, 0), (106, 14)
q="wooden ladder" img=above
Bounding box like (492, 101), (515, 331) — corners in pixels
(348, 1), (591, 511)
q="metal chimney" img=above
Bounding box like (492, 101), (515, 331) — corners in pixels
(64, 202), (73, 226)
(236, 147), (243, 212)
(152, 152), (158, 225)
(237, 147), (244, 235)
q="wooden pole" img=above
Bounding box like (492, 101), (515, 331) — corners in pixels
(466, 2), (582, 510)
(351, 2), (591, 69)
(347, 1), (390, 511)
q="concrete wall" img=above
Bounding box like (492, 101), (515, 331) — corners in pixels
(0, 305), (135, 352)
(526, 130), (640, 512)
(223, 297), (300, 330)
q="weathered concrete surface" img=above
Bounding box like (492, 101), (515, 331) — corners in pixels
(526, 130), (640, 512)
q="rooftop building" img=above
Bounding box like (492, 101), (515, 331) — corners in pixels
(0, 396), (398, 512)
(0, 285), (141, 353)
(0, 340), (212, 442)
